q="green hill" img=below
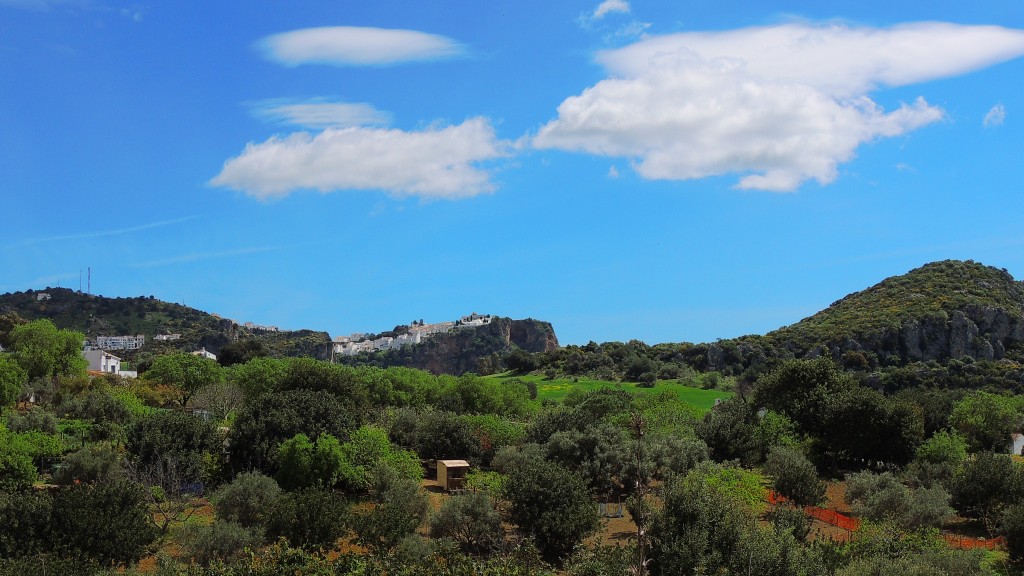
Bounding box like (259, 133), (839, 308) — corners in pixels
(763, 260), (1024, 363)
(0, 288), (331, 361)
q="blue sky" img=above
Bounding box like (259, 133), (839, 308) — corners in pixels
(2, 1), (1023, 345)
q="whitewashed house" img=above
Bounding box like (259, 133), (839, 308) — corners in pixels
(84, 349), (121, 374)
(1011, 433), (1024, 456)
(192, 347), (217, 361)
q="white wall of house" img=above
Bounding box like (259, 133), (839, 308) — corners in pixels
(84, 349), (121, 373)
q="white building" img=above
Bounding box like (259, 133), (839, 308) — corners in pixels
(458, 313), (493, 328)
(96, 335), (145, 350)
(192, 347), (217, 361)
(84, 349), (121, 374)
(243, 322), (279, 332)
(154, 334), (181, 341)
(36, 292), (51, 301)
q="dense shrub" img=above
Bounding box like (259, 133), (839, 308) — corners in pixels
(211, 471), (282, 529)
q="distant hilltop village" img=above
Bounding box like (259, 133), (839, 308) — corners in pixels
(332, 313), (493, 356)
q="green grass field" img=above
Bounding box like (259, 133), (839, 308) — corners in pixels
(486, 373), (733, 412)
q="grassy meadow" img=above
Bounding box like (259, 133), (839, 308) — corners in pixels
(485, 373), (733, 412)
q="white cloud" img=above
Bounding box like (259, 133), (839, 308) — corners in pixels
(984, 103), (1006, 127)
(607, 165), (620, 179)
(594, 0), (630, 20)
(210, 118), (510, 200)
(253, 99), (392, 129)
(535, 22), (1024, 191)
(260, 26), (466, 67)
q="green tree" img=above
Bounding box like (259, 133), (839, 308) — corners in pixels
(649, 463), (756, 576)
(1001, 502), (1024, 565)
(266, 488), (349, 550)
(845, 471), (952, 530)
(9, 319), (86, 381)
(0, 355), (27, 408)
(336, 425), (422, 493)
(429, 491), (504, 555)
(53, 444), (124, 485)
(949, 391), (1020, 452)
(950, 451), (1023, 533)
(504, 458), (599, 562)
(216, 338), (269, 367)
(764, 446), (824, 507)
(227, 356), (287, 401)
(275, 433), (346, 490)
(354, 465), (430, 555)
(695, 396), (760, 465)
(181, 520), (264, 566)
(906, 430), (968, 489)
(228, 389), (360, 473)
(543, 422), (627, 496)
(211, 471), (282, 530)
(126, 410), (218, 484)
(145, 353), (224, 408)
(0, 488), (52, 558)
(50, 480), (159, 565)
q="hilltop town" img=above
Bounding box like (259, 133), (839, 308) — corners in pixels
(331, 313), (493, 356)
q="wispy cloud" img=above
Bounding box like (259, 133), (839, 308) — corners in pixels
(579, 0), (633, 30)
(5, 216), (199, 249)
(594, 0), (630, 20)
(210, 118), (511, 200)
(984, 103), (1006, 127)
(130, 246), (282, 269)
(535, 22), (1024, 192)
(260, 26), (467, 67)
(0, 0), (87, 11)
(252, 98), (392, 130)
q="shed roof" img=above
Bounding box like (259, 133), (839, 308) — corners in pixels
(437, 459), (470, 468)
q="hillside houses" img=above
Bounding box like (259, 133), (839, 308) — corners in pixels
(95, 334), (145, 350)
(332, 314), (491, 357)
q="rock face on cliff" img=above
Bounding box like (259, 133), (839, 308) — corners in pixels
(766, 260), (1024, 364)
(340, 317), (560, 375)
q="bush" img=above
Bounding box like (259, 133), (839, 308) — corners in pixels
(181, 520), (264, 566)
(764, 446), (824, 507)
(50, 480), (159, 565)
(768, 506), (811, 542)
(355, 465), (429, 555)
(211, 471), (282, 529)
(4, 407), (57, 434)
(429, 492), (504, 555)
(266, 488), (349, 549)
(504, 458), (599, 562)
(53, 444), (124, 485)
(0, 489), (53, 558)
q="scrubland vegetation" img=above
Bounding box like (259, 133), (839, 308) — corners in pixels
(5, 258), (1024, 575)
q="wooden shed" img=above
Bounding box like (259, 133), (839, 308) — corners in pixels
(436, 459), (470, 492)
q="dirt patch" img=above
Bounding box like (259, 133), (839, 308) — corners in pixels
(824, 481), (850, 514)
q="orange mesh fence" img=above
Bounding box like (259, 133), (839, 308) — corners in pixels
(767, 491), (860, 531)
(767, 490), (1005, 550)
(806, 505), (861, 532)
(943, 534), (1005, 551)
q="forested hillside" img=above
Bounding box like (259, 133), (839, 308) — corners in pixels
(0, 288), (332, 362)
